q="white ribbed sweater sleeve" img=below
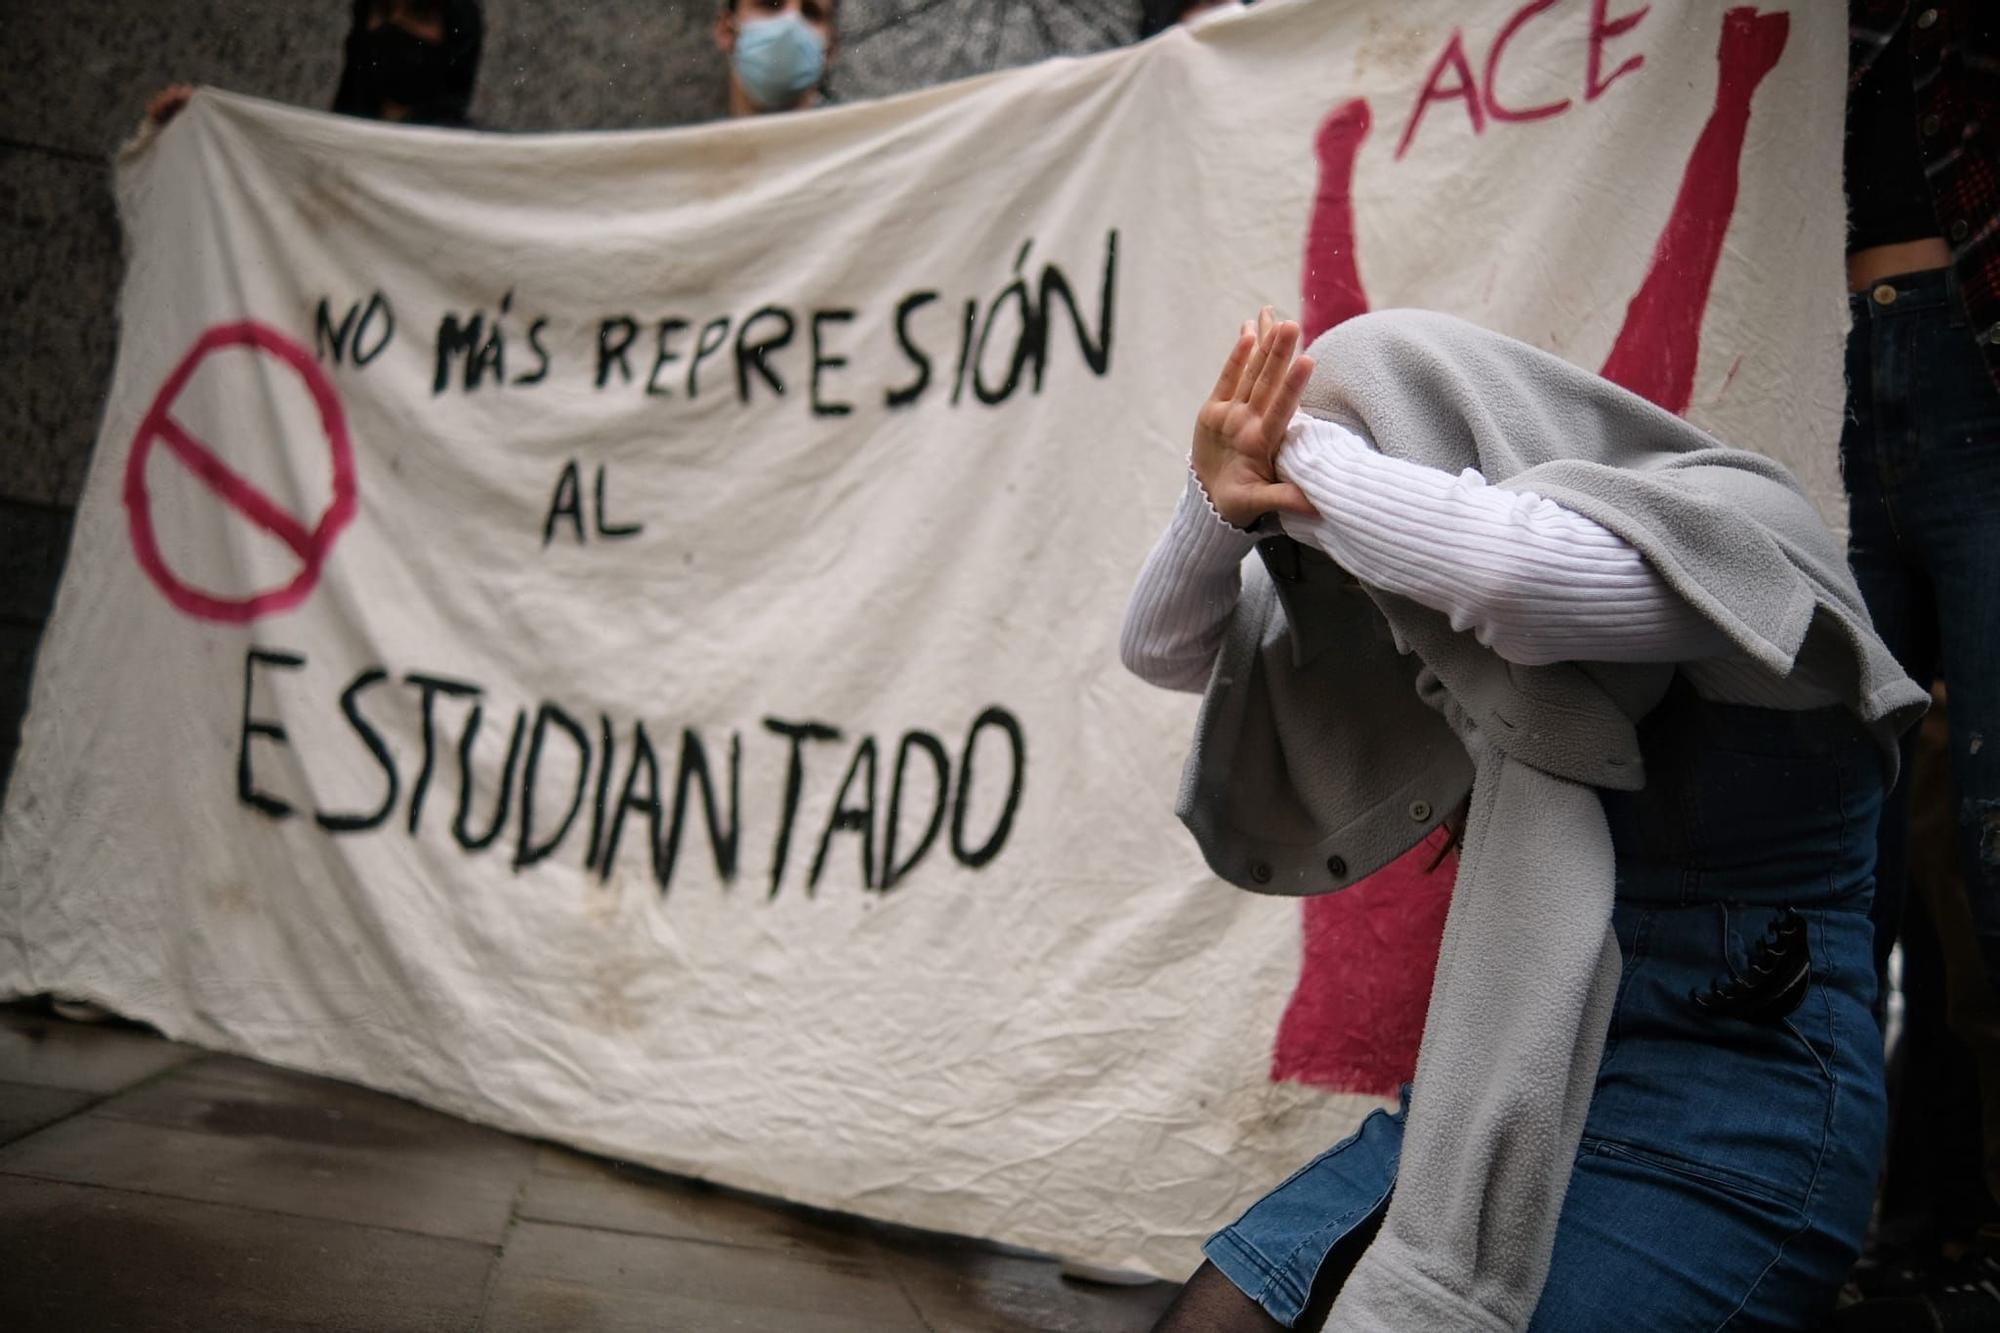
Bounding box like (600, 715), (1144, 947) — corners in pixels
(1272, 416), (1733, 666)
(1118, 474), (1260, 693)
(1118, 417), (1737, 690)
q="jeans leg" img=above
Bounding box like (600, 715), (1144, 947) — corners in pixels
(1842, 294), (1956, 1250)
(1910, 306), (2000, 1210)
(1840, 315), (1940, 983)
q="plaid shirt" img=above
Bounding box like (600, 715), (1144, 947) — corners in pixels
(1851, 0), (2000, 390)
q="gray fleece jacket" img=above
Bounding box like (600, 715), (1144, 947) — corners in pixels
(1177, 310), (1925, 1331)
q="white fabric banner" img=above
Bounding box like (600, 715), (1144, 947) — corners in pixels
(2, 0), (1845, 1275)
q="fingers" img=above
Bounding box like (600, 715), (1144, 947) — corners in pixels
(1235, 329), (1272, 403)
(1253, 481), (1319, 519)
(1234, 307), (1280, 402)
(1208, 328), (1255, 404)
(1235, 306), (1309, 411)
(147, 84), (194, 127)
(1246, 321), (1300, 417)
(1264, 354), (1314, 442)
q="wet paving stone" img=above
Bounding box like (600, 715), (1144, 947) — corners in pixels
(0, 1176), (493, 1332)
(0, 1006), (1181, 1328)
(0, 1006), (198, 1094)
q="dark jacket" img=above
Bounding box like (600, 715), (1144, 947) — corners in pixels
(1850, 0), (2000, 388)
(331, 0), (483, 128)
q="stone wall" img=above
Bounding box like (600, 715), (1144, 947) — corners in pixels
(0, 0), (1141, 795)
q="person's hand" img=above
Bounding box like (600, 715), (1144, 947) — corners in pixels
(146, 85), (195, 129)
(1191, 307), (1318, 529)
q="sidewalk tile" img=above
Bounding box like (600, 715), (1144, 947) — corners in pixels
(0, 1079), (93, 1146)
(0, 1175), (492, 1332)
(0, 1113), (526, 1244)
(95, 1053), (535, 1181)
(0, 1008), (198, 1093)
(481, 1221), (929, 1333)
(521, 1146), (875, 1259)
(882, 1238), (1180, 1333)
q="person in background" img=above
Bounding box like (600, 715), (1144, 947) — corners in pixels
(1833, 1), (2000, 1325)
(1139, 0), (1250, 39)
(714, 0), (837, 119)
(146, 0), (484, 130)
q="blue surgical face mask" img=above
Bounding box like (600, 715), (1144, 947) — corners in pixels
(733, 13), (828, 110)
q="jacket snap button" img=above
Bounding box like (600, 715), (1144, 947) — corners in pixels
(1250, 862), (1273, 885)
(1409, 800), (1432, 822)
(1951, 218), (1970, 243)
(1326, 855), (1347, 878)
(1921, 114), (1941, 136)
(1872, 283), (1898, 306)
(1916, 7), (1937, 28)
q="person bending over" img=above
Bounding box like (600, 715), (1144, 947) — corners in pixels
(1126, 309), (1922, 1330)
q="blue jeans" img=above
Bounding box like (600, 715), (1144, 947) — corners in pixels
(1841, 268), (2000, 986)
(1205, 687), (1888, 1328)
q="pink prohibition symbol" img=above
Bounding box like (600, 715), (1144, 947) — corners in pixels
(124, 321), (358, 623)
(1271, 6), (1790, 1095)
